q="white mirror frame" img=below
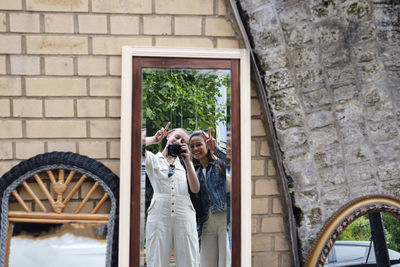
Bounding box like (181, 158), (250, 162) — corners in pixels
(119, 46), (251, 267)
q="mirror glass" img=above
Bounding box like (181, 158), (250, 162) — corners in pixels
(140, 67), (232, 266)
(324, 213), (400, 266)
(8, 222), (107, 267)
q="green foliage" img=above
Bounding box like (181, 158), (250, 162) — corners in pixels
(382, 213), (400, 251)
(142, 68), (230, 152)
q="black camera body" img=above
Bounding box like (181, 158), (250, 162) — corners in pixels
(167, 144), (182, 157)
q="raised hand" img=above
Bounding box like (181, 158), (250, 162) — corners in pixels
(154, 122), (174, 143)
(202, 127), (217, 152)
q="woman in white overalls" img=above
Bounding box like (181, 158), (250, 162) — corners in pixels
(144, 122), (200, 267)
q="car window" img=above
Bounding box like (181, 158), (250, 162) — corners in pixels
(335, 245), (366, 262)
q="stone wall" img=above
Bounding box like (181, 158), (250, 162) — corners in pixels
(240, 0), (400, 261)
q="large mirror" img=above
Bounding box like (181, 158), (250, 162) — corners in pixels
(119, 47), (251, 267)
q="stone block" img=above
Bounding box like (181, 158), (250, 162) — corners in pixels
(13, 99), (42, 117)
(10, 55), (40, 75)
(45, 57), (74, 75)
(205, 18), (236, 37)
(338, 121), (365, 144)
(77, 99), (106, 117)
(251, 119), (266, 136)
(26, 78), (87, 96)
(45, 99), (74, 117)
(351, 43), (377, 64)
(333, 84), (357, 103)
(277, 127), (307, 151)
(291, 45), (319, 69)
(283, 22), (313, 49)
(321, 41), (350, 67)
(253, 253), (279, 267)
(252, 159), (265, 176)
(319, 165), (346, 186)
(377, 161), (400, 182)
(0, 142), (13, 159)
(26, 36), (88, 54)
(78, 15), (107, 34)
(252, 198), (269, 214)
(143, 16), (171, 35)
(0, 77), (21, 96)
(26, 120), (87, 138)
(326, 64), (356, 87)
(254, 179), (279, 196)
(264, 69), (294, 92)
(90, 120), (120, 138)
(44, 14), (74, 33)
(252, 234), (272, 251)
(310, 126), (339, 149)
(382, 180), (400, 199)
(0, 120), (22, 138)
(261, 216), (285, 232)
(344, 142), (370, 164)
(275, 235), (290, 251)
(0, 0), (22, 9)
(341, 0), (370, 22)
(109, 57), (121, 76)
(295, 67), (325, 93)
(79, 141), (107, 159)
(368, 121), (398, 143)
(216, 39), (240, 48)
(293, 190), (318, 211)
(175, 17), (202, 36)
(335, 99), (363, 123)
(358, 61), (385, 84)
(78, 57), (107, 76)
(92, 0), (151, 14)
(275, 110), (304, 131)
(110, 16), (139, 35)
(257, 46), (288, 70)
(108, 98), (121, 117)
(156, 37), (213, 48)
(90, 78), (120, 96)
(10, 13), (40, 33)
(0, 56), (6, 74)
(155, 0), (213, 15)
(348, 162), (375, 182)
(309, 0), (338, 20)
(269, 87), (299, 112)
(272, 198), (282, 214)
(315, 22), (343, 45)
(0, 35), (21, 54)
(307, 109), (334, 129)
(278, 2), (310, 29)
(260, 140), (271, 156)
(0, 99), (10, 117)
(92, 37), (152, 55)
(15, 141), (44, 159)
(47, 141), (76, 153)
(373, 141), (400, 162)
(323, 186), (349, 205)
(26, 0), (88, 11)
(109, 140), (120, 158)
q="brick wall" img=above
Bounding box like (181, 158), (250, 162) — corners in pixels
(0, 0), (293, 266)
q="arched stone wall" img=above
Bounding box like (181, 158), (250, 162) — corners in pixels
(239, 0), (400, 261)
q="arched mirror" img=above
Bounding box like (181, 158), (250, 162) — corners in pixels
(120, 47), (251, 267)
(306, 195), (400, 267)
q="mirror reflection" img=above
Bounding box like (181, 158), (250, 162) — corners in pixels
(141, 68), (232, 267)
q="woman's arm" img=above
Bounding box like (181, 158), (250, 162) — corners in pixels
(144, 122), (174, 147)
(181, 143), (200, 193)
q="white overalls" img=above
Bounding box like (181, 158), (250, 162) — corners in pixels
(145, 151), (199, 267)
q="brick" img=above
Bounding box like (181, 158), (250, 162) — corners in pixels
(19, 181), (47, 200)
(10, 55), (40, 75)
(9, 201), (29, 212)
(0, 161), (20, 176)
(44, 14), (74, 33)
(99, 160), (120, 176)
(260, 140), (271, 156)
(0, 99), (10, 117)
(252, 234), (272, 251)
(0, 77), (21, 96)
(156, 37), (213, 48)
(251, 119), (266, 136)
(26, 120), (86, 138)
(155, 0), (213, 15)
(64, 200), (93, 213)
(0, 56), (6, 74)
(79, 141), (107, 159)
(26, 78), (86, 96)
(78, 15), (107, 34)
(0, 142), (13, 159)
(252, 159), (265, 176)
(0, 14), (6, 32)
(92, 37), (152, 55)
(110, 15), (139, 35)
(13, 99), (42, 117)
(78, 57), (106, 76)
(272, 198), (283, 214)
(47, 141), (76, 152)
(251, 140), (256, 156)
(92, 0), (151, 14)
(108, 98), (121, 117)
(0, 120), (22, 138)
(77, 99), (106, 117)
(217, 39), (240, 48)
(27, 36), (88, 54)
(26, 0), (88, 12)
(261, 216), (285, 232)
(252, 217), (258, 234)
(81, 180), (107, 198)
(255, 179), (279, 195)
(267, 160), (277, 176)
(0, 1), (22, 10)
(175, 17), (202, 36)
(15, 141), (44, 159)
(109, 140), (120, 158)
(45, 99), (74, 117)
(95, 199), (111, 214)
(90, 120), (120, 138)
(90, 78), (120, 96)
(275, 235), (290, 251)
(109, 57), (121, 76)
(10, 13), (40, 33)
(251, 98), (261, 116)
(253, 254), (279, 267)
(217, 0), (227, 15)
(144, 16), (171, 35)
(0, 35), (21, 54)
(252, 198), (269, 214)
(205, 18), (236, 37)
(45, 57), (74, 75)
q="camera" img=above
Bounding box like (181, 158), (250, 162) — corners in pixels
(167, 144), (182, 157)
